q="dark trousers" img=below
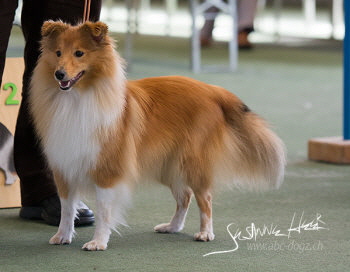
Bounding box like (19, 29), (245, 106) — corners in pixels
(0, 0), (18, 88)
(0, 0), (101, 206)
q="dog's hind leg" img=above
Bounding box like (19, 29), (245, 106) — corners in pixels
(82, 183), (131, 251)
(154, 185), (192, 233)
(193, 189), (215, 242)
(182, 151), (215, 241)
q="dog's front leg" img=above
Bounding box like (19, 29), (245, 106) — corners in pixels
(49, 172), (78, 245)
(82, 187), (113, 251)
(82, 183), (131, 251)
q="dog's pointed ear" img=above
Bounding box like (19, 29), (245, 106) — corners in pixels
(41, 20), (69, 37)
(81, 21), (108, 44)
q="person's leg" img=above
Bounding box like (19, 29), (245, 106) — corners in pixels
(237, 0), (258, 49)
(200, 0), (258, 48)
(200, 5), (220, 47)
(17, 0), (101, 224)
(237, 0), (257, 32)
(0, 0), (18, 87)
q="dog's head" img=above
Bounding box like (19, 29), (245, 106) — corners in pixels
(40, 21), (115, 92)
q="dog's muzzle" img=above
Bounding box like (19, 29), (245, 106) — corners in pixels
(54, 70), (85, 91)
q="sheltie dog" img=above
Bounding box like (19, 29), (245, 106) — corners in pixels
(29, 21), (285, 251)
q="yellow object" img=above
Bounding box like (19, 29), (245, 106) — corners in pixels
(0, 58), (23, 208)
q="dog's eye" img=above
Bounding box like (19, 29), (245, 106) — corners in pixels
(56, 51), (61, 57)
(74, 51), (84, 58)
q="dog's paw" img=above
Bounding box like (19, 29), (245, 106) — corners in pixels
(49, 232), (72, 245)
(194, 231), (215, 242)
(154, 223), (181, 233)
(82, 240), (107, 251)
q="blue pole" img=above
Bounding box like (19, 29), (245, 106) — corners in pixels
(344, 0), (350, 139)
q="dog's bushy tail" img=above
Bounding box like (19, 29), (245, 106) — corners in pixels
(215, 91), (286, 191)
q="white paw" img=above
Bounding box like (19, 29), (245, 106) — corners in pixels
(194, 231), (215, 242)
(49, 232), (72, 245)
(154, 223), (181, 233)
(82, 240), (107, 251)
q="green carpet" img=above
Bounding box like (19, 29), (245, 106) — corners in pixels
(1, 29), (349, 271)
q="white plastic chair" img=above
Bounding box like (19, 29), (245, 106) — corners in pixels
(124, 0), (238, 73)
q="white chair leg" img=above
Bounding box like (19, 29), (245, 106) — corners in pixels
(190, 0), (238, 73)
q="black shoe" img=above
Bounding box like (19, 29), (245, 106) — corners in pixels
(19, 206), (42, 220)
(20, 195), (94, 227)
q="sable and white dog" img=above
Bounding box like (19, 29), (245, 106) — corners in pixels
(29, 21), (285, 251)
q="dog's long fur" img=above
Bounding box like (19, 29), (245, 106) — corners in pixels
(29, 21), (285, 250)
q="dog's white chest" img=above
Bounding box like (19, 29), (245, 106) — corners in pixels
(43, 90), (107, 182)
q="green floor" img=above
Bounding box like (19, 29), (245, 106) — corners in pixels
(1, 28), (349, 271)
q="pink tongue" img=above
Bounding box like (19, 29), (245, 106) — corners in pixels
(60, 81), (70, 87)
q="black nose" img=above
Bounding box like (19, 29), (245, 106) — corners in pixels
(55, 70), (66, 80)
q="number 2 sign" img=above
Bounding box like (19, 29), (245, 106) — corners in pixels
(3, 82), (20, 105)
